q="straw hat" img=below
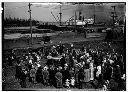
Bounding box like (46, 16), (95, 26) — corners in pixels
(71, 43), (74, 47)
(65, 63), (68, 66)
(44, 66), (48, 70)
(53, 46), (56, 48)
(66, 79), (70, 82)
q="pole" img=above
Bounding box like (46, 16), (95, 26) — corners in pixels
(111, 6), (118, 26)
(28, 3), (32, 46)
(75, 11), (77, 31)
(111, 6), (119, 39)
(59, 5), (62, 26)
(94, 4), (95, 24)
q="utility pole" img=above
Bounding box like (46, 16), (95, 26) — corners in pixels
(28, 3), (33, 46)
(59, 5), (62, 26)
(75, 11), (77, 31)
(71, 19), (74, 25)
(93, 4), (96, 24)
(111, 6), (118, 26)
(111, 6), (118, 39)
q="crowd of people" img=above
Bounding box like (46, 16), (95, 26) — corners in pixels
(3, 41), (126, 91)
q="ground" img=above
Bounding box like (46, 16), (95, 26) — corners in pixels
(3, 31), (124, 91)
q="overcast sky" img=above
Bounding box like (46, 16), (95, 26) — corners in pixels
(4, 2), (126, 23)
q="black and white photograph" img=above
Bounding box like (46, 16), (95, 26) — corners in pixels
(2, 2), (126, 91)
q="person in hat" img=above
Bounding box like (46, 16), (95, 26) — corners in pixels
(36, 66), (43, 83)
(30, 66), (36, 83)
(60, 56), (66, 69)
(55, 68), (63, 88)
(65, 79), (70, 88)
(90, 61), (94, 81)
(42, 66), (49, 86)
(15, 60), (22, 80)
(69, 68), (75, 79)
(48, 65), (56, 86)
(70, 43), (74, 53)
(78, 68), (84, 89)
(70, 77), (75, 88)
(62, 65), (70, 83)
(19, 69), (27, 88)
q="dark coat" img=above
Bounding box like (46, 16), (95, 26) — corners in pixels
(42, 70), (49, 80)
(48, 69), (56, 85)
(19, 71), (27, 88)
(78, 69), (84, 82)
(62, 69), (70, 81)
(15, 65), (22, 79)
(69, 69), (75, 78)
(55, 71), (63, 88)
(42, 69), (49, 84)
(103, 65), (112, 80)
(36, 67), (43, 83)
(60, 56), (66, 68)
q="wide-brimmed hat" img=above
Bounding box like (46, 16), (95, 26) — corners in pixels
(44, 66), (48, 70)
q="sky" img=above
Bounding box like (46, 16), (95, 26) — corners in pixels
(3, 2), (126, 23)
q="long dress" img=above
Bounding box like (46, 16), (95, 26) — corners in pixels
(84, 69), (90, 82)
(15, 64), (22, 79)
(90, 62), (94, 81)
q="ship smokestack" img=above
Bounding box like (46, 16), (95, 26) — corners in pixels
(79, 11), (82, 20)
